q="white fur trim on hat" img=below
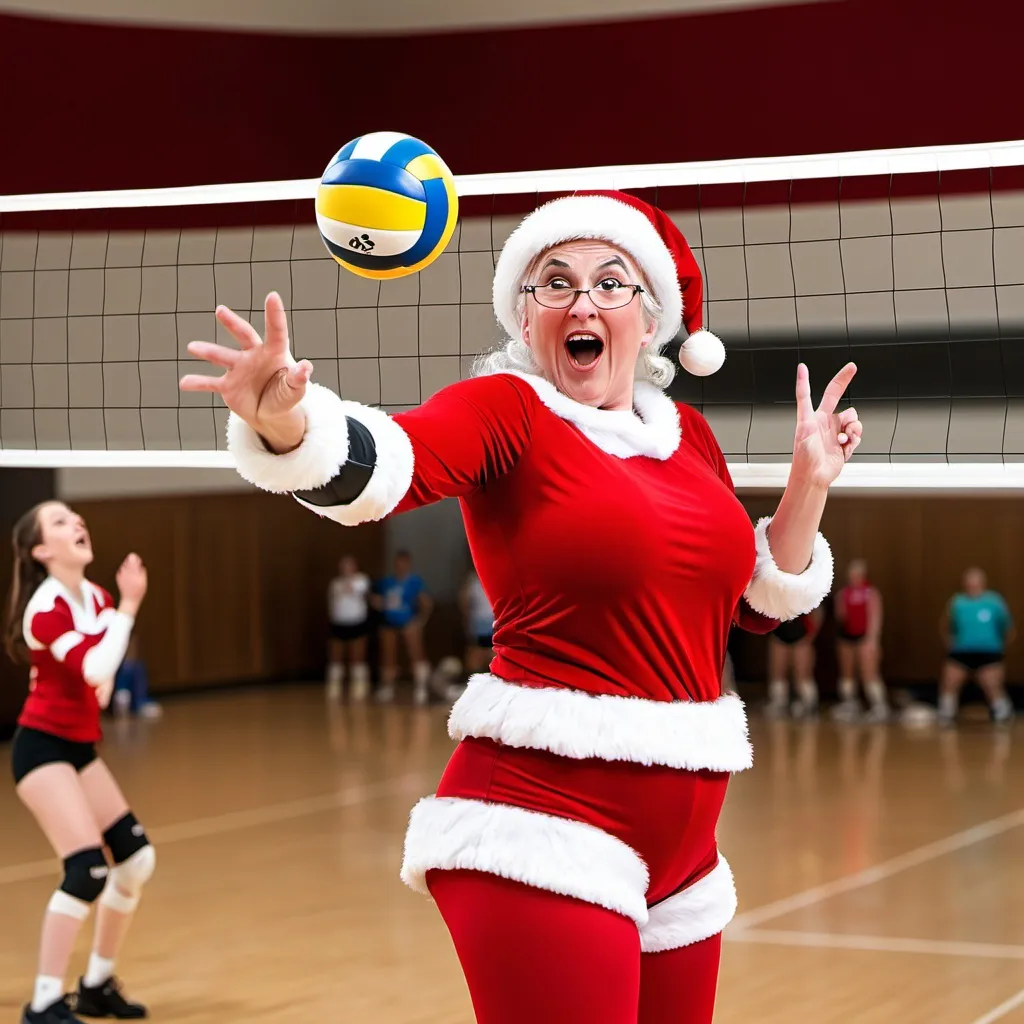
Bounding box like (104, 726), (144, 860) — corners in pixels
(449, 673), (753, 773)
(743, 516), (834, 621)
(493, 195), (683, 350)
(640, 855), (737, 952)
(679, 328), (726, 377)
(401, 796), (650, 926)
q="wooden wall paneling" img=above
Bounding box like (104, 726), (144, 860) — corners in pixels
(70, 495), (186, 691)
(182, 494), (263, 686)
(172, 503), (192, 685)
(255, 494), (385, 681)
(735, 494), (1024, 689)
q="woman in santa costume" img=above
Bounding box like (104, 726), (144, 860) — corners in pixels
(181, 190), (862, 1023)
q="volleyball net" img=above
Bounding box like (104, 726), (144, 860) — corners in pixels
(2, 139), (1024, 490)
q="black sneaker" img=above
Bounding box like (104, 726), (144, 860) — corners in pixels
(22, 997), (85, 1024)
(73, 978), (147, 1020)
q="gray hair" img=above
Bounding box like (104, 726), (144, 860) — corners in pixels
(474, 261), (676, 389)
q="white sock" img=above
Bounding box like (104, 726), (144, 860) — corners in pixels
(768, 679), (788, 705)
(837, 678), (857, 702)
(797, 680), (819, 708)
(865, 679), (888, 709)
(31, 975), (64, 1013)
(992, 695), (1013, 716)
(83, 953), (115, 989)
(939, 692), (958, 717)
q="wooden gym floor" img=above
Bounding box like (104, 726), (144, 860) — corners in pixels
(1, 686), (1022, 1023)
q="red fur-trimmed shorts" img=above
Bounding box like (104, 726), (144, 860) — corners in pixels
(401, 674), (749, 951)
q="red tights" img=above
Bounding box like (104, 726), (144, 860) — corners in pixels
(428, 869), (722, 1024)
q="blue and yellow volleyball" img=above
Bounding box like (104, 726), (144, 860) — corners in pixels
(315, 132), (458, 280)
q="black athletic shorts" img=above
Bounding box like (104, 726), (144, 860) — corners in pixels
(11, 726), (97, 785)
(948, 650), (1003, 671)
(838, 629), (868, 643)
(330, 620), (369, 642)
(473, 634), (494, 649)
(772, 619), (809, 645)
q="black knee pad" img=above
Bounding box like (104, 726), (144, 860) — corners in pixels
(61, 847), (109, 904)
(103, 811), (150, 864)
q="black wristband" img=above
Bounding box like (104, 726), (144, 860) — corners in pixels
(293, 417), (376, 507)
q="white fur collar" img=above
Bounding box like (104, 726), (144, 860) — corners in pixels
(506, 371), (681, 460)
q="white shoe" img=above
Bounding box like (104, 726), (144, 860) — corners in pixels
(350, 676), (370, 702)
(791, 700), (818, 720)
(862, 703), (891, 724)
(138, 702), (163, 720)
(376, 685), (395, 704)
(326, 678), (342, 701)
(413, 684), (429, 707)
(830, 699), (862, 723)
(992, 700), (1015, 726)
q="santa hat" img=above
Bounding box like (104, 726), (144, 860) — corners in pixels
(491, 190), (725, 377)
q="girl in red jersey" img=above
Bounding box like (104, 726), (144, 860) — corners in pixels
(832, 559), (888, 721)
(182, 191), (862, 1023)
(3, 503), (154, 1024)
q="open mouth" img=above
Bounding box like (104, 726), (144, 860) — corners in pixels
(564, 332), (605, 370)
(74, 536), (89, 548)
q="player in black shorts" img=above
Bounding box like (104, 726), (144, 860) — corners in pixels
(766, 609), (823, 717)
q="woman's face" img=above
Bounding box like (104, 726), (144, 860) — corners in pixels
(32, 502), (93, 571)
(963, 568), (986, 596)
(521, 240), (654, 411)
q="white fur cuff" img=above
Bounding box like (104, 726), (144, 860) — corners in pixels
(227, 382), (350, 494)
(640, 855), (737, 953)
(743, 516), (834, 621)
(449, 674), (753, 772)
(401, 796), (650, 926)
(293, 401), (414, 526)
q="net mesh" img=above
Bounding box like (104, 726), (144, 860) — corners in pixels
(2, 141), (1024, 487)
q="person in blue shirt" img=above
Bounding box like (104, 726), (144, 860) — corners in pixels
(372, 551), (433, 705)
(939, 567), (1015, 725)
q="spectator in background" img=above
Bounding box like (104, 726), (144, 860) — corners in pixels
(325, 555), (372, 702)
(832, 559), (888, 722)
(373, 551), (433, 705)
(939, 567), (1015, 726)
(459, 569), (494, 678)
(765, 608), (824, 718)
(112, 636), (162, 720)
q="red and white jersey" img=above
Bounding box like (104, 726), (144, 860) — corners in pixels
(19, 577), (116, 743)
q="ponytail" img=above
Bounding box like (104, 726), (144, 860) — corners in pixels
(3, 504), (47, 664)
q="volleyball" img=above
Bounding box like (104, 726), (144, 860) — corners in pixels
(315, 132), (458, 280)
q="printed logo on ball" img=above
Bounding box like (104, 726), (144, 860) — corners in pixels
(348, 233), (376, 253)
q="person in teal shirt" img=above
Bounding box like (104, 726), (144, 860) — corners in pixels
(939, 568), (1015, 725)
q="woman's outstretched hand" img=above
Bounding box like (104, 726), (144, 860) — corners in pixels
(179, 292), (312, 453)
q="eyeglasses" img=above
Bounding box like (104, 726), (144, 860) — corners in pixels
(522, 279), (645, 310)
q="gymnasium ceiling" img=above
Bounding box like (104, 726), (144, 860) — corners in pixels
(0, 0), (825, 34)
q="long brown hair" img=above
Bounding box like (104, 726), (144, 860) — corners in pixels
(3, 503), (49, 664)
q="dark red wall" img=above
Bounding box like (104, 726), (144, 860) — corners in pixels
(1, 0), (1021, 196)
